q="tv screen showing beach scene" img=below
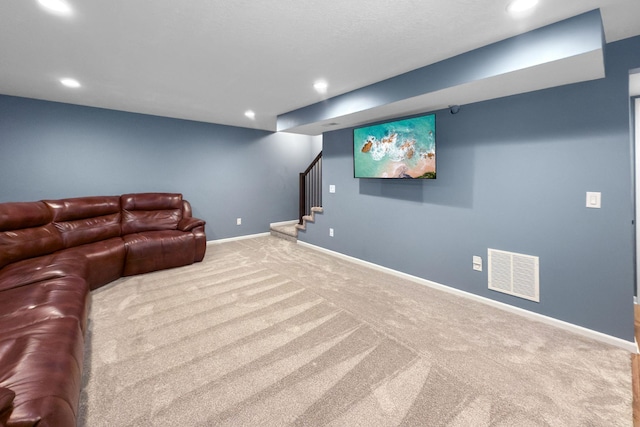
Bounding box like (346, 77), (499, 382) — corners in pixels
(353, 114), (436, 179)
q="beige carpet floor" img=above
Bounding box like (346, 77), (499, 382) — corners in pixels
(78, 236), (632, 426)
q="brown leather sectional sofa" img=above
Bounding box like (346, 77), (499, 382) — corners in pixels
(0, 193), (206, 426)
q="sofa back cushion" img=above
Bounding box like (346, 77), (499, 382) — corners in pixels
(44, 196), (122, 248)
(121, 193), (183, 235)
(0, 201), (64, 269)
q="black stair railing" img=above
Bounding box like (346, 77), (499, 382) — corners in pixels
(299, 151), (322, 224)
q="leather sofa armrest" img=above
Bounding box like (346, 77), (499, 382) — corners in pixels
(177, 217), (205, 232)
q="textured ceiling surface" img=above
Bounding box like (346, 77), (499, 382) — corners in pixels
(1, 0), (639, 131)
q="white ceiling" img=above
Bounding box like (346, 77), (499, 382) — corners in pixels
(1, 0), (639, 132)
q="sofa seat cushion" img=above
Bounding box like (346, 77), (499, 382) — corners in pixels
(123, 230), (195, 276)
(0, 277), (90, 334)
(62, 237), (125, 290)
(0, 251), (88, 293)
(0, 317), (84, 427)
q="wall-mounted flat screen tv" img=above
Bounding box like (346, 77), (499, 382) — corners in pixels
(353, 114), (435, 179)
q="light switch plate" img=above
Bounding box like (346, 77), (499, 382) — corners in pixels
(472, 255), (482, 272)
(586, 192), (601, 209)
(329, 185), (336, 193)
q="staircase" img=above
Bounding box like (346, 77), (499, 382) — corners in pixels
(270, 152), (322, 242)
(270, 206), (323, 242)
(296, 206), (324, 232)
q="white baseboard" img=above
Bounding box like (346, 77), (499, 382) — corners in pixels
(297, 241), (637, 353)
(207, 232), (270, 245)
(269, 219), (299, 227)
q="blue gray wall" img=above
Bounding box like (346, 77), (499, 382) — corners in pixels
(0, 95), (318, 239)
(300, 36), (640, 342)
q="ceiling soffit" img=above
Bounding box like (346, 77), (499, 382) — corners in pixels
(278, 10), (606, 135)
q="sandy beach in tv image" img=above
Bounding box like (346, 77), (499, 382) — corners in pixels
(353, 115), (436, 178)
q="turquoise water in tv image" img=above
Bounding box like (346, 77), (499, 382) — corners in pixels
(353, 115), (436, 178)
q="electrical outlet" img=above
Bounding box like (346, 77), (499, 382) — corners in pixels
(236, 218), (242, 225)
(329, 185), (336, 193)
(329, 228), (334, 237)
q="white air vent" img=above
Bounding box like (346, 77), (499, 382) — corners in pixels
(488, 248), (539, 302)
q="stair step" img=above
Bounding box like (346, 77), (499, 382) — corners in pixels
(295, 206), (323, 233)
(270, 223), (298, 242)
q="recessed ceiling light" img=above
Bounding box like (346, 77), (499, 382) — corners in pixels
(506, 0), (538, 15)
(313, 81), (328, 94)
(38, 0), (73, 16)
(244, 110), (255, 119)
(60, 78), (81, 88)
